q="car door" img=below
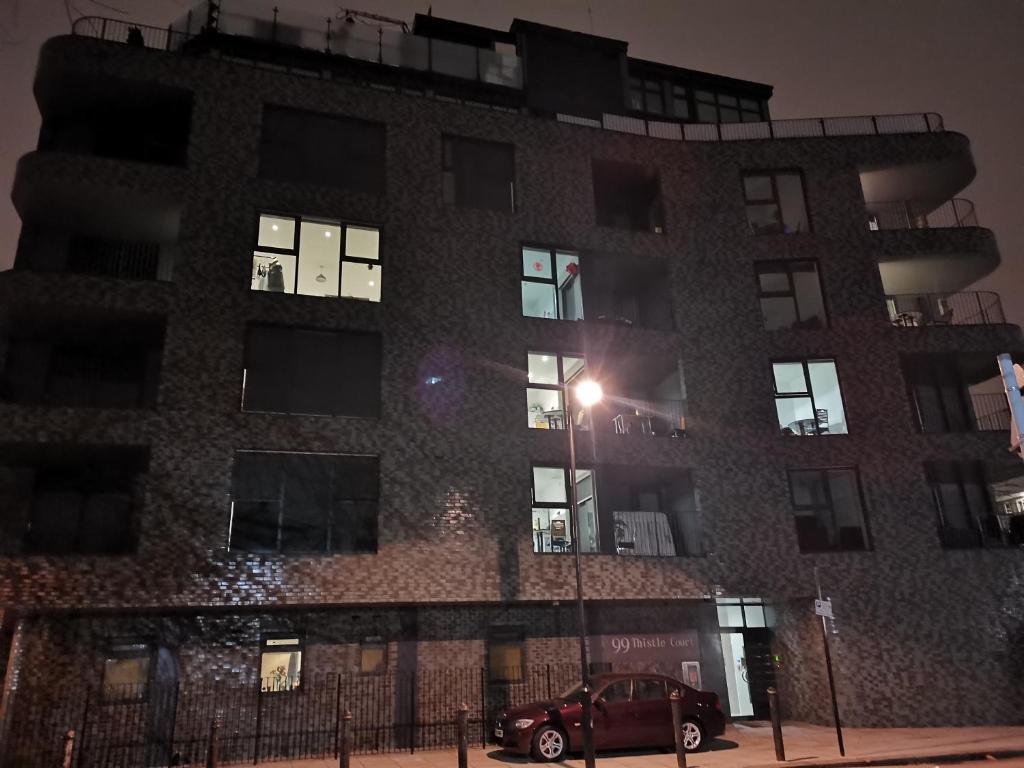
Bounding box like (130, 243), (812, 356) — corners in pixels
(591, 679), (635, 749)
(631, 678), (673, 748)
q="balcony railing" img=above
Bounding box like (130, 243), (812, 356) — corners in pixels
(561, 111), (945, 142)
(971, 393), (1011, 432)
(886, 291), (1005, 327)
(867, 198), (977, 230)
(72, 13), (523, 89)
(607, 398), (686, 437)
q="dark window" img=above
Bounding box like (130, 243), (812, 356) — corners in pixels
(521, 246), (583, 321)
(487, 628), (525, 683)
(592, 159), (665, 233)
(10, 448), (148, 556)
(628, 77), (644, 111)
(260, 636), (303, 693)
(772, 360), (848, 436)
(925, 461), (1020, 549)
(259, 107), (385, 193)
(442, 135), (515, 212)
(743, 171), (809, 235)
(229, 452), (379, 554)
(756, 260), (827, 330)
(903, 356), (972, 433)
(788, 469), (870, 552)
(102, 643), (151, 702)
(670, 85), (690, 120)
(251, 213), (381, 302)
(692, 89), (762, 123)
(242, 326), (381, 417)
(1, 314), (164, 409)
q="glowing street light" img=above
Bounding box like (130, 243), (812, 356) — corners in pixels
(564, 376), (602, 768)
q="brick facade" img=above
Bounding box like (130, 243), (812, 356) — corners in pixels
(0, 30), (1021, 740)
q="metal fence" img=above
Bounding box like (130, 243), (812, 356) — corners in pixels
(971, 393), (1011, 432)
(4, 664), (580, 768)
(886, 291), (1005, 327)
(867, 198), (977, 230)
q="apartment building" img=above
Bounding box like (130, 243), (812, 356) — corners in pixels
(0, 2), (1022, 763)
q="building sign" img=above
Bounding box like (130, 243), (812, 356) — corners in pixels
(588, 631), (701, 679)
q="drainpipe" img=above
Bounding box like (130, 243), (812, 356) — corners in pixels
(0, 618), (28, 756)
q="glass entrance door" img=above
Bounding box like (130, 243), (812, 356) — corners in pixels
(719, 631), (754, 717)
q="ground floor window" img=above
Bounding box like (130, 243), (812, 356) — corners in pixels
(260, 636), (303, 693)
(488, 628), (525, 683)
(102, 643), (151, 702)
(360, 637), (386, 674)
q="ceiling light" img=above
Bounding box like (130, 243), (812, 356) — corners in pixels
(324, 231), (332, 238)
(271, 224), (279, 231)
(541, 355), (549, 362)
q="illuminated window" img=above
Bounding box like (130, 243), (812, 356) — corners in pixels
(251, 213), (381, 302)
(360, 637), (386, 674)
(526, 352), (585, 430)
(773, 360), (848, 436)
(260, 636), (303, 693)
(488, 628), (524, 683)
(102, 643), (150, 701)
(521, 246), (582, 321)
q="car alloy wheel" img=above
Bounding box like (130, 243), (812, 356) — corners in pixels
(680, 719), (703, 752)
(532, 725), (567, 762)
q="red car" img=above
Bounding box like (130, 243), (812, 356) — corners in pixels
(493, 673), (725, 762)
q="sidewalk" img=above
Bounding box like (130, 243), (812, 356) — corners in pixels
(262, 723), (1024, 768)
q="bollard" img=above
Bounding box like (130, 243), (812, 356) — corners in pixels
(62, 730), (76, 768)
(457, 703), (469, 768)
(206, 718), (220, 768)
(670, 689), (687, 768)
(768, 687), (785, 762)
(580, 685), (595, 768)
(339, 709), (352, 768)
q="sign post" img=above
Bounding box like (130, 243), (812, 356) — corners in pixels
(814, 570), (845, 757)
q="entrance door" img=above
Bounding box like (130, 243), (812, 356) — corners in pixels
(719, 632), (754, 717)
(742, 628), (777, 720)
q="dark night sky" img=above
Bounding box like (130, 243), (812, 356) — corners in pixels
(1, 0), (1022, 325)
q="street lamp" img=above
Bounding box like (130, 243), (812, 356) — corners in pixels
(565, 378), (602, 768)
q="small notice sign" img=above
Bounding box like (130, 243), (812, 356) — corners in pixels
(814, 598), (833, 618)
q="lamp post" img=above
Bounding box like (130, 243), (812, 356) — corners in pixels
(566, 378), (602, 768)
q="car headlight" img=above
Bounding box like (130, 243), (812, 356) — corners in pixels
(514, 718), (535, 729)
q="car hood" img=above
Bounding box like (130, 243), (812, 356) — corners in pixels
(504, 699), (573, 720)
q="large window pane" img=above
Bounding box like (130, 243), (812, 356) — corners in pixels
(532, 466), (567, 503)
(522, 281), (558, 319)
(528, 354), (559, 385)
(345, 226), (379, 259)
(776, 396), (815, 432)
(773, 363), (808, 394)
(760, 296), (798, 330)
(443, 135), (515, 212)
(743, 176), (773, 201)
(791, 263), (826, 326)
(297, 221), (341, 297)
(340, 262), (381, 301)
(252, 252), (296, 293)
(527, 387), (564, 429)
(258, 215), (296, 249)
(522, 248), (552, 279)
(807, 361), (847, 434)
(777, 173), (809, 234)
(532, 507), (572, 552)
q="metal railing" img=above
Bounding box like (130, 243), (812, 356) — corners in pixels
(867, 198), (977, 230)
(971, 393), (1011, 432)
(72, 14), (523, 89)
(66, 237), (164, 280)
(573, 111), (945, 142)
(607, 398), (686, 437)
(886, 291), (1005, 327)
(6, 665), (581, 768)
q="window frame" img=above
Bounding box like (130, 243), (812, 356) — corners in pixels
(441, 134), (516, 212)
(259, 634), (305, 694)
(359, 636), (387, 675)
(694, 90), (764, 123)
(101, 642), (153, 704)
(925, 461), (1005, 548)
(487, 627), (526, 684)
(530, 463), (598, 555)
(227, 450), (380, 555)
(251, 211), (382, 302)
(786, 467), (872, 553)
(771, 357), (849, 437)
(741, 170), (811, 235)
(526, 351), (585, 431)
(754, 259), (828, 330)
(520, 245), (582, 321)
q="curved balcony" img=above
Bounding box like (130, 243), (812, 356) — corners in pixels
(885, 291), (1005, 327)
(868, 198), (977, 231)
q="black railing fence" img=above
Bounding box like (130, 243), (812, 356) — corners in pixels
(867, 198), (977, 230)
(4, 664), (580, 768)
(972, 393), (1012, 432)
(886, 291), (1005, 327)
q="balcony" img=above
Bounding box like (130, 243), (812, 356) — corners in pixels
(72, 7), (523, 91)
(886, 291), (1005, 327)
(867, 198), (977, 231)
